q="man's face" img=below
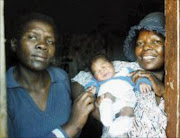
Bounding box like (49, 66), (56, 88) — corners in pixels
(16, 20), (56, 71)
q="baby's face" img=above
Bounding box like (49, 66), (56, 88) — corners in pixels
(92, 58), (115, 81)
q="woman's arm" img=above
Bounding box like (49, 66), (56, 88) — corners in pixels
(62, 91), (95, 137)
(131, 70), (165, 97)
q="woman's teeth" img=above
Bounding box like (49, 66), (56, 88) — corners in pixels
(142, 56), (156, 60)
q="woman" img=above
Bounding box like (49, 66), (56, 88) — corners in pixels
(7, 12), (95, 138)
(71, 12), (167, 137)
(124, 12), (165, 101)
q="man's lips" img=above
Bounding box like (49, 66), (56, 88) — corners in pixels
(32, 54), (48, 62)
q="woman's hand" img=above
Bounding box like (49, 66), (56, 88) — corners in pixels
(139, 83), (152, 93)
(62, 90), (95, 137)
(131, 70), (164, 97)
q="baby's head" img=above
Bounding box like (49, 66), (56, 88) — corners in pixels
(89, 54), (115, 81)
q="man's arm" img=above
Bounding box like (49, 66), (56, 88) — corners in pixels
(71, 82), (100, 121)
(71, 82), (85, 101)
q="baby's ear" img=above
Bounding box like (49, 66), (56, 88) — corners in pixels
(10, 38), (17, 52)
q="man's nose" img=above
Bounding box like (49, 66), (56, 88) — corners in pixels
(35, 40), (47, 51)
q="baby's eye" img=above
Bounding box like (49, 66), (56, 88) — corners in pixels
(94, 71), (100, 76)
(102, 62), (109, 68)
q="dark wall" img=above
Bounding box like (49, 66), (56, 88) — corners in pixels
(5, 0), (164, 78)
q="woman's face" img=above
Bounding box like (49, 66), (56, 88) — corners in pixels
(135, 30), (165, 70)
(92, 58), (115, 81)
(16, 20), (56, 71)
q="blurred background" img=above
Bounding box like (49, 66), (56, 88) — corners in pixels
(4, 0), (164, 78)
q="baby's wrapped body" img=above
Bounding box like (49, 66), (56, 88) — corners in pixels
(85, 67), (151, 137)
(98, 72), (137, 137)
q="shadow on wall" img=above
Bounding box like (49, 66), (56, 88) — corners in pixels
(54, 28), (135, 78)
(55, 31), (108, 78)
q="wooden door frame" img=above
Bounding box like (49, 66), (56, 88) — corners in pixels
(0, 0), (7, 137)
(165, 0), (180, 137)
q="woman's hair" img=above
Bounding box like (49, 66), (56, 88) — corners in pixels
(12, 12), (59, 45)
(88, 54), (112, 75)
(123, 12), (165, 62)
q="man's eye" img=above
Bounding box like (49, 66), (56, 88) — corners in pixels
(47, 40), (54, 45)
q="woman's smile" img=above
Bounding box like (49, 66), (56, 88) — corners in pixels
(141, 55), (156, 62)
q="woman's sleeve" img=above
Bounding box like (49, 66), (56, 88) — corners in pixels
(71, 71), (92, 87)
(113, 61), (141, 72)
(134, 77), (152, 92)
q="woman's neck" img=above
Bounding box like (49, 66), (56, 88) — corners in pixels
(151, 70), (164, 81)
(14, 65), (50, 92)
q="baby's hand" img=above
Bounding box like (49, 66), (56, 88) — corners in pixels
(96, 92), (115, 107)
(139, 83), (152, 93)
(104, 93), (115, 102)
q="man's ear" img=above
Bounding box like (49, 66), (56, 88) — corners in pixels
(10, 38), (17, 52)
